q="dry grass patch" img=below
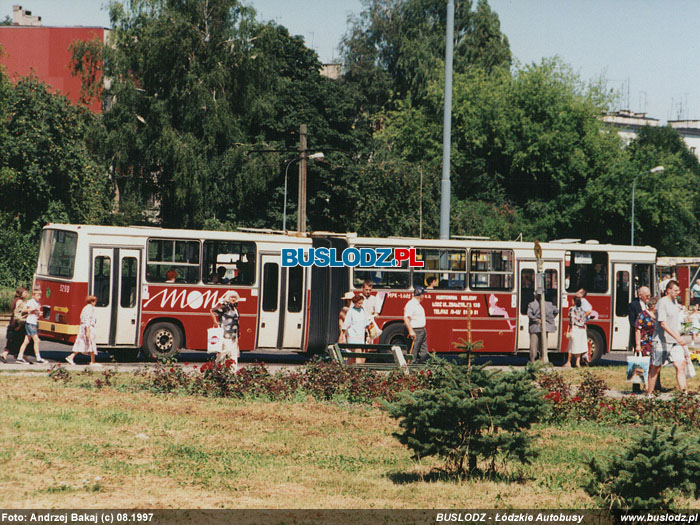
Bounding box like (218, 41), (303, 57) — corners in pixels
(1, 373), (698, 509)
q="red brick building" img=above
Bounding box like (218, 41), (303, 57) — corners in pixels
(0, 23), (108, 113)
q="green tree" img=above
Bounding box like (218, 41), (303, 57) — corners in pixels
(586, 426), (700, 510)
(622, 126), (700, 255)
(385, 359), (543, 476)
(341, 0), (511, 111)
(72, 0), (366, 231)
(0, 74), (111, 285)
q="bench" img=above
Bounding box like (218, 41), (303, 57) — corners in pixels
(326, 343), (417, 372)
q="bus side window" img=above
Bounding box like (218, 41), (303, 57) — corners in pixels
(94, 256), (111, 307)
(520, 269), (535, 315)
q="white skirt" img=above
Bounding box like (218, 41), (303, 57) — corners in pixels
(570, 326), (588, 355)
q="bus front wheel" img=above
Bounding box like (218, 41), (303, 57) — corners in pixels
(379, 323), (410, 352)
(587, 328), (605, 365)
(143, 322), (182, 360)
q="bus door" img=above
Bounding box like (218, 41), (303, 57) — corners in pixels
(282, 266), (306, 349)
(257, 254), (282, 348)
(612, 263), (632, 351)
(90, 247), (142, 346)
(517, 261), (561, 351)
(114, 249), (141, 345)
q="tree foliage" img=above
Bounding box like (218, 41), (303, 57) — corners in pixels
(586, 426), (700, 510)
(384, 359), (543, 476)
(0, 74), (111, 285)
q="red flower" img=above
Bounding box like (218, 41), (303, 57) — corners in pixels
(224, 359), (234, 368)
(571, 396), (582, 403)
(545, 391), (562, 403)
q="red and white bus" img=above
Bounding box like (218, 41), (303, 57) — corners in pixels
(33, 224), (656, 362)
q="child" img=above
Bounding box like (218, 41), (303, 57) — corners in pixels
(17, 288), (45, 364)
(210, 290), (242, 368)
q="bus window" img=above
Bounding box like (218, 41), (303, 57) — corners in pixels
(203, 240), (256, 285)
(121, 257), (138, 308)
(616, 271), (630, 317)
(469, 249), (514, 291)
(632, 263), (654, 296)
(520, 268), (557, 314)
(262, 263), (279, 312)
(287, 266), (303, 313)
(414, 249), (467, 289)
(520, 269), (535, 315)
(93, 256), (111, 307)
(147, 239), (200, 283)
(354, 247), (410, 289)
(37, 229), (78, 278)
(565, 251), (608, 293)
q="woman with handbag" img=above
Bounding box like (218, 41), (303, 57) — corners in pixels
(1, 287), (28, 362)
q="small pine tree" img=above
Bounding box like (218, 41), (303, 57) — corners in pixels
(586, 426), (700, 510)
(384, 359), (544, 476)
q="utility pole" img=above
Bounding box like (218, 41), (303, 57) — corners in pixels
(297, 124), (307, 233)
(439, 0), (454, 240)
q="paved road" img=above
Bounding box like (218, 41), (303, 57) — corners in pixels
(0, 329), (630, 371)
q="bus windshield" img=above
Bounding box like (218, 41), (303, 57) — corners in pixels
(37, 229), (78, 278)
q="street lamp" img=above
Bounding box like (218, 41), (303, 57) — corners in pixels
(283, 152), (324, 232)
(631, 165), (664, 245)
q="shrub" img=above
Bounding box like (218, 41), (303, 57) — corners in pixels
(384, 359), (544, 476)
(586, 426), (700, 510)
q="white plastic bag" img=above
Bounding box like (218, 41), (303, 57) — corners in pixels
(207, 327), (223, 353)
(686, 357), (696, 378)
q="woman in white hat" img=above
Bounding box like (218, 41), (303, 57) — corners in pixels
(338, 291), (355, 343)
(210, 290), (242, 367)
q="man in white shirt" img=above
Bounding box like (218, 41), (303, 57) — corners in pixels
(404, 287), (428, 364)
(648, 280), (687, 394)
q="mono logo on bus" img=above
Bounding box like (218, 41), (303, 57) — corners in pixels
(143, 288), (228, 311)
(282, 247), (424, 268)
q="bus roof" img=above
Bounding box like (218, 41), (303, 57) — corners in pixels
(43, 224), (656, 257)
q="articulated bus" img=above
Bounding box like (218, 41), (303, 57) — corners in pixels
(34, 224), (656, 362)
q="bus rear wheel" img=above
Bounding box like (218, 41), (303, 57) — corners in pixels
(143, 321), (182, 360)
(587, 328), (605, 365)
(379, 323), (410, 353)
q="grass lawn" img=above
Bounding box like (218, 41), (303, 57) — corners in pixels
(0, 370), (698, 509)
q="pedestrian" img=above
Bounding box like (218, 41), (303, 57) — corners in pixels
(338, 291), (354, 343)
(575, 288), (593, 317)
(691, 278), (700, 306)
(342, 294), (370, 363)
(65, 295), (100, 366)
(628, 286), (651, 351)
(361, 279), (379, 343)
(1, 286), (28, 362)
(629, 288), (665, 391)
(659, 273), (674, 296)
(425, 276), (437, 289)
(16, 288), (45, 364)
(647, 280), (687, 394)
(210, 290), (242, 368)
(527, 293), (558, 363)
(404, 287), (428, 364)
(635, 296), (659, 357)
(564, 297), (587, 367)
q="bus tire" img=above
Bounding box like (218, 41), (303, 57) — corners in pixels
(587, 328), (605, 365)
(379, 323), (410, 352)
(143, 321), (182, 360)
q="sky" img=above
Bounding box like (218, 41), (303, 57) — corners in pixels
(3, 0), (699, 123)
